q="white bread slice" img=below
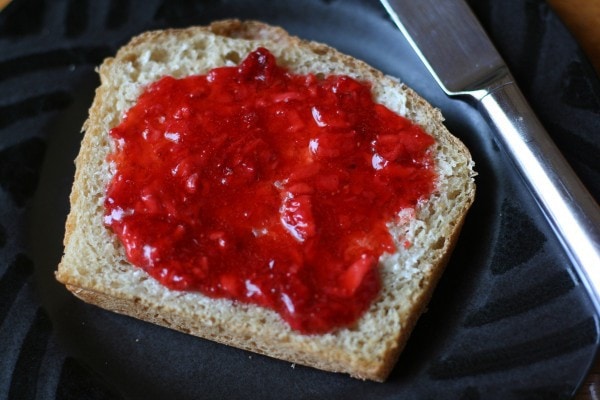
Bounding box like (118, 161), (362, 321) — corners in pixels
(55, 20), (475, 382)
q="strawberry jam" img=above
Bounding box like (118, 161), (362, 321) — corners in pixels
(104, 48), (436, 334)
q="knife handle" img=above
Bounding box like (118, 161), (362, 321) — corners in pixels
(477, 76), (600, 311)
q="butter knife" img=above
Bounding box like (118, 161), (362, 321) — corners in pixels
(381, 0), (600, 311)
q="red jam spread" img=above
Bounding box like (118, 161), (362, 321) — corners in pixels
(104, 48), (436, 334)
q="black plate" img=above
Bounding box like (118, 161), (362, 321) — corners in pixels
(1, 0), (599, 399)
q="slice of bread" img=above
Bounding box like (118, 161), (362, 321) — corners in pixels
(56, 20), (475, 382)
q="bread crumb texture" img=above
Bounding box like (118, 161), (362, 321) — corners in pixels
(56, 20), (475, 381)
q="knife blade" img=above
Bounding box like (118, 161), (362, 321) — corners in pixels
(381, 0), (600, 312)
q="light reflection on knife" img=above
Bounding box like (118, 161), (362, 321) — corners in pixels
(381, 0), (600, 311)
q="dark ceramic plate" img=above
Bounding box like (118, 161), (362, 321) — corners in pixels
(1, 0), (599, 399)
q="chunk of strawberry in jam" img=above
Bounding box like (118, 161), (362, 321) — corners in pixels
(339, 254), (378, 296)
(104, 47), (436, 334)
(280, 192), (316, 242)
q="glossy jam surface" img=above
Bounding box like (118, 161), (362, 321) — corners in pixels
(104, 48), (436, 333)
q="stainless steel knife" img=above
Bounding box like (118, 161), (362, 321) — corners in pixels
(381, 0), (600, 311)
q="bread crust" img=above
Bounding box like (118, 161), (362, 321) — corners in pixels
(56, 19), (476, 381)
